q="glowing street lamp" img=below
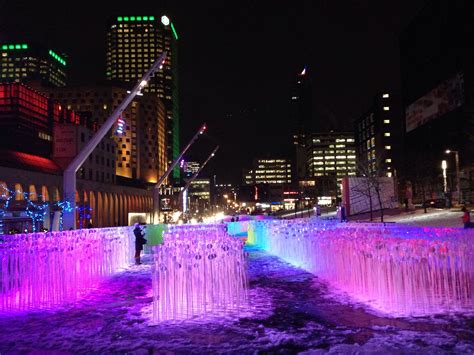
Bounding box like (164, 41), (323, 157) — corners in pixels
(441, 160), (447, 193)
(445, 150), (460, 204)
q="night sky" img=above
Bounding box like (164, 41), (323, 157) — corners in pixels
(0, 0), (425, 184)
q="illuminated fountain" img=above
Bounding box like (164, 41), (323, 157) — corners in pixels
(0, 227), (134, 312)
(152, 224), (248, 322)
(248, 220), (474, 316)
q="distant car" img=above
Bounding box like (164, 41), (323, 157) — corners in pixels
(424, 198), (446, 208)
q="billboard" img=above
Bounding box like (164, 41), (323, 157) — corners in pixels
(405, 72), (464, 132)
(341, 176), (398, 216)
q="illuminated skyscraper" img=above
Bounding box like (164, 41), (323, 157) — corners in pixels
(106, 15), (180, 179)
(0, 43), (67, 87)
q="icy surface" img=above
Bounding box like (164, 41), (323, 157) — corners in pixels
(0, 247), (473, 353)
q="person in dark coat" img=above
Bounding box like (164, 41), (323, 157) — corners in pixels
(133, 223), (147, 265)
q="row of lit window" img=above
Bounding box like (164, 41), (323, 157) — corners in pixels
(312, 138), (354, 143)
(312, 155), (356, 160)
(312, 161), (351, 165)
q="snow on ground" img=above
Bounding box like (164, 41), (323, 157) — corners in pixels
(0, 247), (473, 353)
(331, 208), (466, 228)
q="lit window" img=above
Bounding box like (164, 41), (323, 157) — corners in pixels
(385, 145), (391, 150)
(387, 172), (392, 177)
(384, 119), (390, 124)
(383, 106), (390, 111)
(383, 93), (389, 98)
(384, 132), (391, 137)
(385, 158), (392, 163)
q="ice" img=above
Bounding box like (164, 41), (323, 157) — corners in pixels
(0, 227), (135, 312)
(248, 219), (474, 316)
(151, 224), (248, 322)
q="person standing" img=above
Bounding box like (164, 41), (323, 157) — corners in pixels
(461, 207), (471, 229)
(133, 223), (147, 265)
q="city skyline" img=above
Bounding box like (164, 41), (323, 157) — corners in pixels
(0, 0), (426, 183)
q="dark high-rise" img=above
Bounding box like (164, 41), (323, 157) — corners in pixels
(106, 15), (179, 179)
(0, 43), (67, 87)
(291, 66), (312, 178)
(400, 0), (474, 202)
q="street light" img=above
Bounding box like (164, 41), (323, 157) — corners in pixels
(445, 149), (460, 204)
(441, 160), (447, 193)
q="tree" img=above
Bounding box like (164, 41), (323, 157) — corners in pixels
(351, 156), (390, 222)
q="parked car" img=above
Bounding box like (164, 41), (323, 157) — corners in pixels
(423, 198), (446, 208)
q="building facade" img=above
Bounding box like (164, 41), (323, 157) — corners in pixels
(106, 15), (179, 179)
(355, 92), (400, 178)
(49, 84), (167, 184)
(306, 132), (356, 198)
(187, 178), (211, 215)
(0, 83), (153, 231)
(400, 0), (474, 202)
(243, 158), (292, 185)
(0, 43), (67, 87)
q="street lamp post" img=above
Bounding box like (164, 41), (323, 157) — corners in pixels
(441, 160), (448, 193)
(445, 150), (461, 205)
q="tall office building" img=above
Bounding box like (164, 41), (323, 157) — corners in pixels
(49, 84), (167, 183)
(0, 43), (67, 87)
(355, 92), (400, 178)
(106, 15), (179, 179)
(243, 158), (292, 185)
(291, 66), (312, 178)
(306, 132), (356, 198)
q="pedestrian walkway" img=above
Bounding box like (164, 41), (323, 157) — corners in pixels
(0, 247), (472, 353)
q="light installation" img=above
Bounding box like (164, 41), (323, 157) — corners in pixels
(0, 226), (135, 312)
(247, 220), (474, 316)
(152, 224), (248, 322)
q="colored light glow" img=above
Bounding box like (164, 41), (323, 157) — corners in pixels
(49, 49), (66, 66)
(143, 16), (149, 20)
(130, 16), (136, 21)
(124, 16), (129, 21)
(149, 16), (155, 20)
(170, 22), (179, 40)
(117, 16), (123, 21)
(137, 16), (142, 21)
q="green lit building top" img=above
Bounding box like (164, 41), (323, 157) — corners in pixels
(106, 15), (180, 180)
(0, 43), (67, 87)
